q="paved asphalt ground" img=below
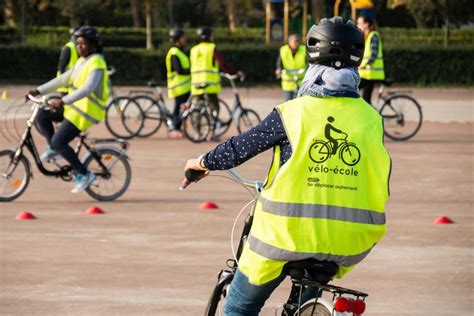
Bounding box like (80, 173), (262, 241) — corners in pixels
(0, 86), (473, 315)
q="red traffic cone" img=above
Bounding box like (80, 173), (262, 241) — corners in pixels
(199, 201), (219, 210)
(15, 211), (37, 220)
(433, 216), (454, 224)
(85, 206), (105, 215)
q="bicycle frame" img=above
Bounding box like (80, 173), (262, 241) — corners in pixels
(12, 96), (127, 181)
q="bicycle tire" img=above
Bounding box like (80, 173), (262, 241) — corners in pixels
(105, 96), (144, 139)
(0, 150), (31, 202)
(297, 299), (333, 316)
(213, 99), (232, 137)
(131, 95), (164, 138)
(84, 148), (131, 201)
(380, 94), (422, 141)
(205, 271), (233, 316)
(182, 109), (212, 143)
(237, 109), (261, 134)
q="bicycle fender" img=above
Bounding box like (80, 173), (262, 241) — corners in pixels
(80, 146), (129, 164)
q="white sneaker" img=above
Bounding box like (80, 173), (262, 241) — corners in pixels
(40, 146), (60, 162)
(71, 172), (96, 193)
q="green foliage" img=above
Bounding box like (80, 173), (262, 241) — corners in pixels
(1, 44), (472, 86)
(1, 25), (474, 49)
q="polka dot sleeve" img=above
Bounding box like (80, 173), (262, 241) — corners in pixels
(203, 109), (292, 170)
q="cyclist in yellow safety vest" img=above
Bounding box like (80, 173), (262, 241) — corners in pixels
(183, 17), (391, 315)
(357, 16), (385, 104)
(275, 33), (307, 101)
(166, 28), (191, 139)
(56, 28), (79, 95)
(190, 26), (244, 141)
(27, 26), (109, 194)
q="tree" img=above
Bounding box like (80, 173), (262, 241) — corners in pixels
(52, 0), (107, 25)
(145, 0), (153, 49)
(389, 0), (474, 45)
(226, 0), (237, 32)
(130, 0), (143, 27)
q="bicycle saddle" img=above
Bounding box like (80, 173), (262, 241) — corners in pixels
(283, 259), (338, 284)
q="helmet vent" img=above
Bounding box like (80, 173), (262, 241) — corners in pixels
(308, 38), (319, 46)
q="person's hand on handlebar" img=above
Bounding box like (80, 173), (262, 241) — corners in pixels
(26, 89), (40, 101)
(181, 155), (210, 189)
(49, 98), (64, 110)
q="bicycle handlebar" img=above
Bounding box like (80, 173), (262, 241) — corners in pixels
(220, 72), (244, 83)
(107, 66), (116, 76)
(181, 168), (261, 193)
(27, 94), (49, 106)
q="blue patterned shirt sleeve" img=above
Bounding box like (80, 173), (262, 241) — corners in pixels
(203, 109), (291, 170)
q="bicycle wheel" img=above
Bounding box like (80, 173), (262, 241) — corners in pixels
(0, 150), (31, 202)
(214, 99), (232, 137)
(132, 95), (164, 138)
(182, 109), (212, 143)
(380, 94), (422, 141)
(339, 143), (360, 166)
(297, 299), (332, 316)
(237, 109), (261, 134)
(105, 96), (144, 139)
(309, 141), (331, 164)
(84, 148), (131, 201)
(205, 271), (233, 316)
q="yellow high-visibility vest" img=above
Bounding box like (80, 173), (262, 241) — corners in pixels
(64, 54), (109, 131)
(238, 96), (391, 285)
(166, 46), (191, 99)
(56, 41), (78, 93)
(359, 31), (385, 80)
(280, 44), (306, 92)
(190, 42), (221, 95)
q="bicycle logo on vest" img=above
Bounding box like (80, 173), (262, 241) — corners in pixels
(309, 116), (361, 166)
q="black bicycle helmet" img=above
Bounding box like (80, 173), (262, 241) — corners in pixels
(306, 16), (364, 68)
(169, 28), (185, 42)
(197, 26), (212, 39)
(73, 25), (101, 44)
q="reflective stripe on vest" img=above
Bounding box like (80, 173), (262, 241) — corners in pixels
(190, 42), (221, 95)
(238, 96), (391, 285)
(248, 235), (374, 266)
(280, 45), (306, 92)
(359, 31), (385, 80)
(259, 196), (386, 224)
(64, 54), (109, 131)
(57, 41), (78, 93)
(166, 47), (191, 99)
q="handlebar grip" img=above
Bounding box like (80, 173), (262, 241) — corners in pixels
(185, 169), (207, 183)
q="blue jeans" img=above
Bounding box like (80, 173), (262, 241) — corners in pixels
(284, 91), (295, 101)
(223, 269), (320, 316)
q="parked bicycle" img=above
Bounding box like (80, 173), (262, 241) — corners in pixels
(104, 66), (145, 140)
(0, 95), (132, 202)
(183, 169), (369, 316)
(371, 79), (422, 141)
(182, 73), (261, 143)
(128, 82), (182, 138)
